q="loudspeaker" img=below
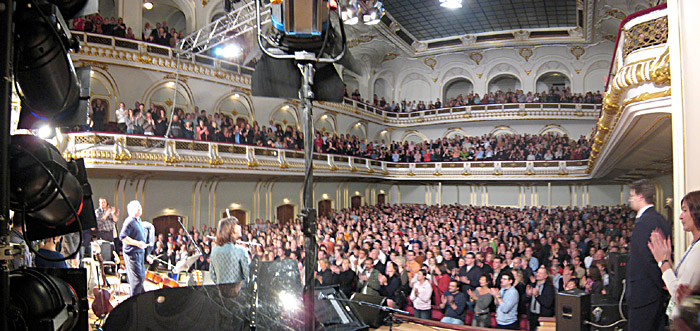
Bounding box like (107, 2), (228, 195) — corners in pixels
(315, 286), (369, 331)
(589, 294), (627, 331)
(556, 289), (590, 331)
(349, 293), (388, 329)
(607, 252), (628, 300)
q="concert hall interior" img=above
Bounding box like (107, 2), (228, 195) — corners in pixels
(3, 0), (700, 330)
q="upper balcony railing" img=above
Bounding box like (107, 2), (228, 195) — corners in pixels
(58, 132), (590, 180)
(71, 31), (601, 127)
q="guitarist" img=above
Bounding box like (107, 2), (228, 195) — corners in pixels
(119, 200), (148, 297)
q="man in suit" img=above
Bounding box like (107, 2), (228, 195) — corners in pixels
(626, 179), (671, 331)
(526, 266), (555, 331)
(357, 257), (381, 296)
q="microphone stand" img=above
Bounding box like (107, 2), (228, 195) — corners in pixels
(176, 216), (202, 256)
(319, 294), (408, 331)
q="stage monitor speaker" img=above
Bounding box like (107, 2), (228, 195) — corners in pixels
(556, 289), (590, 331)
(607, 252), (628, 299)
(589, 294), (627, 331)
(349, 293), (388, 329)
(315, 286), (369, 331)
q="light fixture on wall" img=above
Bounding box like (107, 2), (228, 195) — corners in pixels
(439, 0), (462, 9)
(362, 1), (385, 25)
(143, 1), (154, 10)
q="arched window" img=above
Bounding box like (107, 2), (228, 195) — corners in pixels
(536, 72), (571, 94)
(488, 74), (521, 93)
(443, 78), (473, 102)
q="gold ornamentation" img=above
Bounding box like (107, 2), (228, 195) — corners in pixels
(476, 74), (482, 78)
(348, 35), (376, 48)
(606, 8), (627, 20)
(650, 48), (670, 86)
(201, 0), (208, 6)
(469, 52), (483, 65)
(424, 58), (437, 70)
(382, 53), (399, 63)
(575, 69), (581, 74)
(165, 98), (173, 107)
(603, 35), (617, 42)
(623, 16), (668, 57)
(571, 46), (585, 60)
(519, 48), (533, 62)
(524, 70), (531, 75)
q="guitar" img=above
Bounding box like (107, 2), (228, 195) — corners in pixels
(91, 252), (116, 317)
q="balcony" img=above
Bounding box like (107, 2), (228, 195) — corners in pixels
(59, 132), (590, 181)
(71, 32), (601, 128)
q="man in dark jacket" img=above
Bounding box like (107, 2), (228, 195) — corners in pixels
(625, 179), (671, 331)
(526, 266), (555, 330)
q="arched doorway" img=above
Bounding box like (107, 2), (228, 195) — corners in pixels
(221, 210), (247, 225)
(351, 196), (362, 210)
(487, 74), (521, 93)
(536, 72), (571, 94)
(377, 194), (386, 206)
(276, 204), (295, 226)
(443, 78), (474, 102)
(318, 200), (332, 219)
(152, 215), (185, 238)
(143, 3), (187, 38)
(373, 78), (391, 104)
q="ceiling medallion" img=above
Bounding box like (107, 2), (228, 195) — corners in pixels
(469, 52), (483, 65)
(571, 46), (585, 60)
(424, 58), (437, 70)
(519, 48), (533, 62)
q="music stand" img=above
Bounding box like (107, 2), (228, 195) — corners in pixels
(174, 253), (201, 273)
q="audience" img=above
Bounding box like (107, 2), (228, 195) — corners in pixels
(345, 86), (604, 113)
(148, 202), (631, 329)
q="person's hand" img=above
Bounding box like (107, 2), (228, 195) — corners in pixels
(447, 295), (454, 304)
(441, 295), (447, 305)
(139, 241), (148, 249)
(413, 287), (419, 296)
(467, 289), (475, 299)
(526, 284), (533, 296)
(490, 287), (500, 298)
(146, 255), (154, 264)
(530, 275), (536, 284)
(378, 274), (386, 284)
(676, 283), (691, 304)
(648, 228), (671, 264)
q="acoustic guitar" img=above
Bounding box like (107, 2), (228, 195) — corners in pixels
(91, 252), (116, 317)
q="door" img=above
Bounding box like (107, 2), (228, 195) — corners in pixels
(222, 209), (247, 225)
(351, 196), (362, 210)
(153, 215), (184, 238)
(377, 194), (386, 206)
(276, 204), (295, 226)
(318, 200), (332, 219)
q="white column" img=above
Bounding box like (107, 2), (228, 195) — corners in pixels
(118, 0), (143, 39)
(669, 0), (700, 260)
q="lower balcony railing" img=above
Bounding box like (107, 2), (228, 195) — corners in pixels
(58, 132), (590, 180)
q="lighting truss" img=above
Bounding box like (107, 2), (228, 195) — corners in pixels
(176, 0), (271, 55)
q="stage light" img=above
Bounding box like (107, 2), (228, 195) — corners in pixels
(214, 44), (242, 58)
(340, 0), (360, 25)
(9, 134), (84, 228)
(8, 269), (80, 330)
(440, 0), (462, 9)
(362, 1), (384, 25)
(278, 290), (301, 312)
(143, 1), (154, 10)
(36, 126), (54, 139)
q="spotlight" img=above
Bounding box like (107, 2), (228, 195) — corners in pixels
(214, 44), (242, 58)
(362, 1), (384, 25)
(143, 1), (154, 10)
(8, 269), (80, 331)
(278, 290), (301, 312)
(36, 125), (55, 139)
(440, 0), (463, 9)
(340, 0), (360, 25)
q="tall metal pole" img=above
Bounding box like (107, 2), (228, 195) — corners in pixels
(299, 62), (317, 331)
(0, 0), (13, 329)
